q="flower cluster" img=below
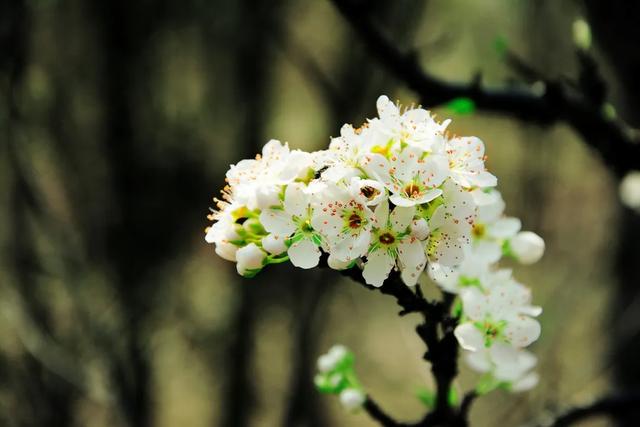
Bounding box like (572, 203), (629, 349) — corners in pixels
(429, 188), (544, 392)
(206, 95), (544, 394)
(314, 345), (366, 411)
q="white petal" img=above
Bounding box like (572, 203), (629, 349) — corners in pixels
(503, 316), (541, 348)
(374, 200), (389, 227)
(488, 217), (521, 239)
(389, 193), (419, 207)
(454, 323), (485, 351)
(390, 206), (416, 233)
(262, 234), (288, 255)
(332, 232), (371, 262)
(284, 183), (310, 218)
(327, 254), (352, 270)
(488, 342), (519, 367)
(288, 238), (320, 269)
(398, 239), (427, 286)
(511, 372), (539, 392)
(362, 249), (395, 287)
(460, 287), (487, 321)
(474, 171), (498, 188)
(311, 211), (343, 238)
(465, 349), (491, 373)
(215, 242), (238, 261)
(260, 209), (296, 236)
(254, 186), (282, 209)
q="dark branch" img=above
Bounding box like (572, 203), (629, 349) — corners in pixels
(364, 397), (414, 427)
(459, 391), (478, 420)
(328, 0), (640, 178)
(540, 392), (640, 427)
(334, 262), (469, 427)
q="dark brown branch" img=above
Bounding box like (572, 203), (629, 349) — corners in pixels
(364, 397), (414, 427)
(328, 0), (640, 178)
(335, 262), (470, 427)
(540, 392), (640, 427)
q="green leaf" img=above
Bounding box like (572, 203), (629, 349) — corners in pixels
(416, 388), (436, 408)
(448, 387), (458, 406)
(446, 97), (476, 115)
(493, 35), (509, 58)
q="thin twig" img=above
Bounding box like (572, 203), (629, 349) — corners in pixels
(364, 397), (414, 427)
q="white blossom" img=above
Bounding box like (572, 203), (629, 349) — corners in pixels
(362, 201), (426, 287)
(259, 182), (322, 269)
(363, 146), (449, 207)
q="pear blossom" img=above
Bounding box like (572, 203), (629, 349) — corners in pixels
(465, 342), (539, 392)
(454, 279), (541, 351)
(226, 139), (313, 210)
(362, 201), (426, 287)
(422, 181), (476, 267)
(311, 185), (376, 263)
(315, 124), (376, 183)
(369, 95), (449, 152)
(259, 182), (322, 269)
(445, 136), (497, 188)
(363, 146), (449, 207)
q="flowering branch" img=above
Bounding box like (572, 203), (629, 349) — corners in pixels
(328, 0), (640, 178)
(207, 94), (544, 426)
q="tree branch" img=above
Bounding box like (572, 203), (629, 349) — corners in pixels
(538, 392), (640, 427)
(364, 397), (414, 427)
(335, 263), (469, 426)
(328, 0), (640, 178)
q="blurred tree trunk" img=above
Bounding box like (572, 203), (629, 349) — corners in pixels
(583, 2), (640, 426)
(219, 1), (285, 426)
(1, 0), (78, 425)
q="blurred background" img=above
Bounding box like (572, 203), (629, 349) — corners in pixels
(1, 0), (640, 426)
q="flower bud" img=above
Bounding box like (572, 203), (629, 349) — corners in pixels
(236, 243), (266, 275)
(510, 231), (544, 264)
(262, 234), (287, 255)
(619, 170), (640, 211)
(215, 242), (238, 262)
(410, 218), (430, 240)
(339, 388), (365, 411)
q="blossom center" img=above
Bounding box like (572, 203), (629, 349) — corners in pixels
(403, 183), (421, 199)
(360, 186), (380, 200)
(472, 223), (485, 238)
(379, 232), (395, 245)
(348, 213), (363, 229)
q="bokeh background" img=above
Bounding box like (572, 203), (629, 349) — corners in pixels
(2, 0), (639, 426)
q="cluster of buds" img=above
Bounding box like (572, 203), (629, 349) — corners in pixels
(314, 345), (365, 411)
(206, 95), (544, 395)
